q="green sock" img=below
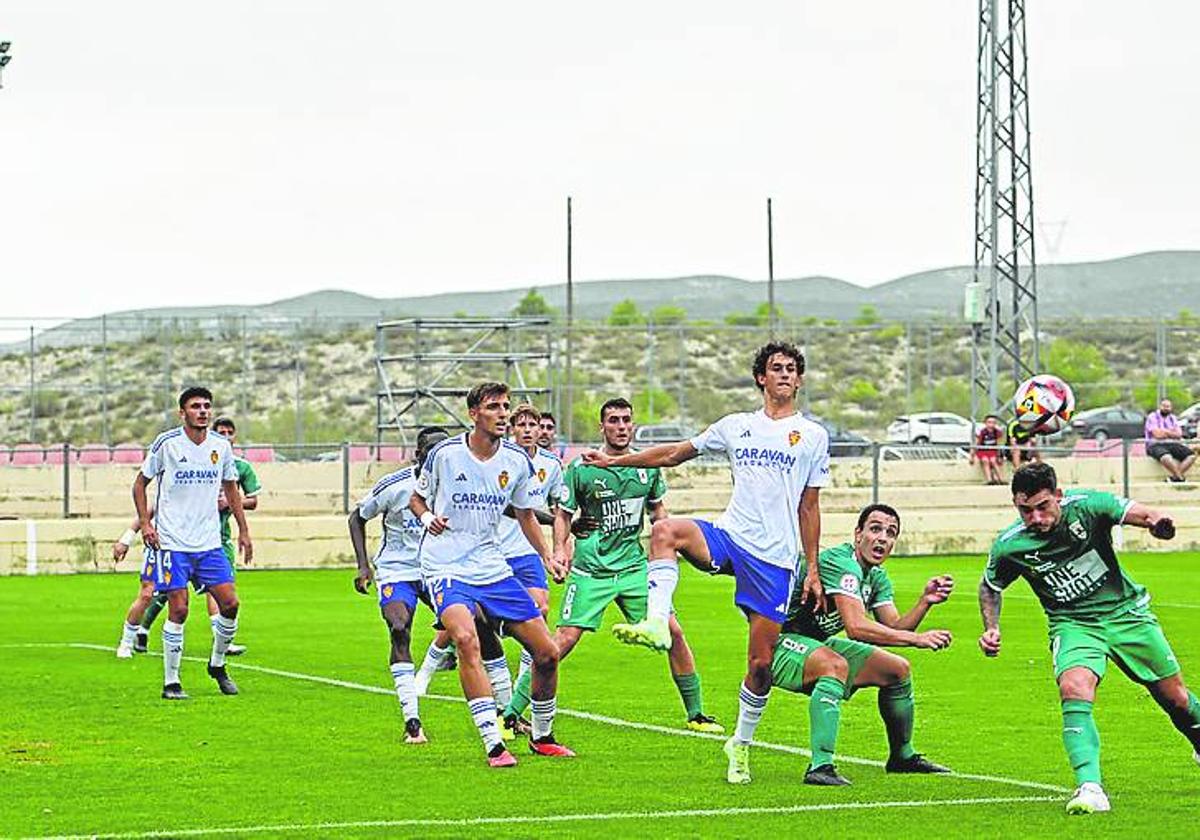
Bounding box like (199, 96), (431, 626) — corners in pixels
(140, 593), (168, 631)
(809, 675), (845, 768)
(1165, 691), (1200, 752)
(672, 672), (704, 719)
(878, 679), (917, 761)
(1061, 699), (1102, 785)
(506, 665), (533, 718)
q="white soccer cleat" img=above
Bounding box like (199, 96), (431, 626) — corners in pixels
(723, 736), (752, 785)
(612, 618), (672, 652)
(116, 644), (133, 659)
(1065, 782), (1110, 815)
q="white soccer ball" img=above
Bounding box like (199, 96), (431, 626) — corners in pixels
(1013, 374), (1076, 434)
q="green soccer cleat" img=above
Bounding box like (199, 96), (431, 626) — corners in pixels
(1065, 782), (1110, 815)
(612, 618), (672, 652)
(722, 736), (751, 784)
(687, 713), (725, 734)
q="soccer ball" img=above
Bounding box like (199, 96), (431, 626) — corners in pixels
(1013, 374), (1075, 434)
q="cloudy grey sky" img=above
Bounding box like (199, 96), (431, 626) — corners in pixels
(1, 0), (1197, 321)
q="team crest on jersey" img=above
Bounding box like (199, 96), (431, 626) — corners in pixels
(537, 467), (546, 483)
(1069, 520), (1087, 541)
(163, 571), (172, 585)
(498, 470), (509, 489)
(788, 430), (802, 446)
(637, 468), (648, 484)
(839, 573), (859, 594)
(210, 450), (219, 464)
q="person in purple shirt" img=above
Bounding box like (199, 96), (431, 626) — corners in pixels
(1145, 399), (1195, 482)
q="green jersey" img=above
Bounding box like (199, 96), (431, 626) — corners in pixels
(985, 489), (1146, 619)
(560, 458), (666, 576)
(219, 457), (262, 544)
(782, 542), (894, 640)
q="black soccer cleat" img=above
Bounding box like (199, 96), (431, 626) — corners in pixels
(133, 632), (149, 654)
(886, 753), (952, 774)
(161, 682), (189, 701)
(207, 664), (240, 696)
(226, 643), (247, 657)
(504, 713), (533, 737)
(804, 763), (852, 786)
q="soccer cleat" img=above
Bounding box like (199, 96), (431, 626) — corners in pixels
(403, 718), (428, 745)
(1194, 750), (1200, 767)
(612, 618), (672, 652)
(498, 714), (515, 742)
(116, 643), (133, 660)
(226, 643), (247, 657)
(1065, 782), (1111, 815)
(885, 753), (952, 774)
(686, 713), (725, 734)
(438, 651), (458, 671)
(161, 683), (189, 701)
(207, 664), (239, 696)
(804, 763), (852, 786)
(133, 632), (149, 654)
(723, 737), (751, 784)
(504, 713), (533, 737)
(487, 743), (517, 768)
(529, 735), (576, 757)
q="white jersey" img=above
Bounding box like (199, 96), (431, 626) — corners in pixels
(690, 409), (830, 570)
(356, 466), (422, 584)
(496, 447), (562, 559)
(415, 433), (537, 585)
(141, 427), (236, 552)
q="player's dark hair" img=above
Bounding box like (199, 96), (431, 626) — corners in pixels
(415, 426), (449, 467)
(213, 416), (236, 432)
(600, 397), (633, 422)
(540, 412), (555, 425)
(984, 414), (999, 422)
(178, 386), (213, 408)
(751, 341), (805, 390)
(1012, 461), (1057, 496)
(856, 503), (901, 533)
(511, 403), (541, 424)
(466, 381), (509, 410)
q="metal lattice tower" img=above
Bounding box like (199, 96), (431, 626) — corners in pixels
(970, 0), (1039, 420)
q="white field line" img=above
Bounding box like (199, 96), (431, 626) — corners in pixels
(25, 796), (1060, 840)
(5, 642), (1071, 795)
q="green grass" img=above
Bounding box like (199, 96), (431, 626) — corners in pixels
(2, 553), (1198, 838)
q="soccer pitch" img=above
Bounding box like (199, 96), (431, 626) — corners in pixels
(3, 553), (1197, 839)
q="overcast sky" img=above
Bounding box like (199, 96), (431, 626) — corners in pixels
(1, 0), (1197, 322)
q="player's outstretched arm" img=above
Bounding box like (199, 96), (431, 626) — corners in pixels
(223, 479), (253, 565)
(1122, 502), (1175, 540)
(347, 508), (374, 594)
(837, 594), (951, 650)
(582, 440), (698, 469)
(978, 577), (1003, 656)
(883, 575), (955, 631)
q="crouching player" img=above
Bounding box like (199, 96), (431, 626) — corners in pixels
(771, 504), (954, 784)
(349, 426), (450, 745)
(410, 381), (573, 767)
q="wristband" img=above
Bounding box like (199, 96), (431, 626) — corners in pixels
(419, 511), (436, 529)
(118, 529), (137, 547)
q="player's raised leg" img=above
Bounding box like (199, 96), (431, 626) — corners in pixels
(1147, 673), (1200, 764)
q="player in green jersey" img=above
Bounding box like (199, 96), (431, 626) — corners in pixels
(502, 397), (722, 734)
(123, 416), (260, 654)
(771, 504), (953, 785)
(979, 462), (1200, 815)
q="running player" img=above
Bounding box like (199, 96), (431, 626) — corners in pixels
(132, 387), (252, 699)
(582, 341), (828, 784)
(979, 462), (1200, 814)
(503, 397), (722, 734)
(410, 381), (573, 767)
(771, 504), (953, 785)
(350, 426), (449, 745)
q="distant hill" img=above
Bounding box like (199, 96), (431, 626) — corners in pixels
(17, 251), (1200, 349)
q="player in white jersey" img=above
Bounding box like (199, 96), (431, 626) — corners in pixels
(583, 342), (829, 784)
(350, 426), (450, 745)
(410, 381), (573, 767)
(132, 387), (253, 700)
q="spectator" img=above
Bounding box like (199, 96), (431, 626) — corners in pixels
(970, 414), (1005, 485)
(1145, 398), (1195, 482)
(1006, 417), (1039, 470)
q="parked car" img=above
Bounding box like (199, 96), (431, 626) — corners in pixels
(632, 424), (693, 447)
(1177, 401), (1200, 439)
(885, 412), (973, 445)
(805, 414), (872, 457)
(1067, 405), (1147, 443)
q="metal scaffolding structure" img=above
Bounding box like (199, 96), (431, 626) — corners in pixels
(374, 317), (553, 446)
(970, 0), (1039, 420)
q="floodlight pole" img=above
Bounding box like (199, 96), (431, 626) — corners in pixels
(767, 198), (776, 338)
(565, 196), (574, 444)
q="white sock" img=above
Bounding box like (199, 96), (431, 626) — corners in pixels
(531, 696), (557, 740)
(163, 620), (185, 686)
(517, 648), (533, 684)
(646, 559), (680, 622)
(484, 656), (513, 708)
(735, 683), (769, 744)
(120, 621), (139, 649)
(467, 696), (502, 752)
(209, 614), (237, 667)
(390, 662), (419, 722)
(418, 642), (451, 677)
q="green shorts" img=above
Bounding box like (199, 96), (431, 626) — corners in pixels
(1048, 607), (1180, 685)
(771, 633), (877, 699)
(558, 568), (647, 631)
(221, 541), (238, 577)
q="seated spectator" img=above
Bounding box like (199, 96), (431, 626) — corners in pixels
(970, 414), (1005, 485)
(1006, 417), (1039, 470)
(1145, 398), (1195, 482)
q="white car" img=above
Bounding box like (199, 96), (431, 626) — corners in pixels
(886, 412), (974, 445)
